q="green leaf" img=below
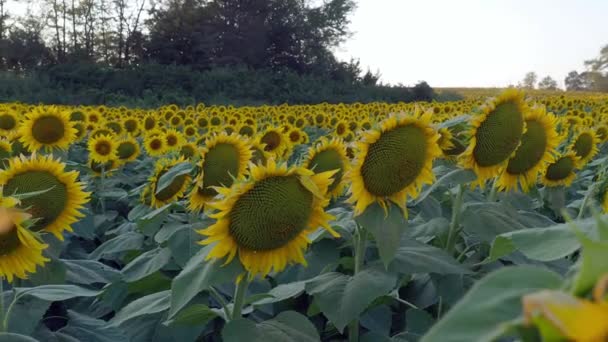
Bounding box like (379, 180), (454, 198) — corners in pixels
(15, 285), (101, 301)
(461, 203), (526, 242)
(389, 239), (471, 275)
(3, 294), (50, 336)
(63, 259), (121, 285)
(413, 169), (476, 205)
(168, 245), (244, 318)
(59, 310), (129, 342)
(0, 333), (40, 342)
(155, 162), (192, 195)
(122, 247), (172, 282)
(222, 311), (320, 342)
(305, 267), (397, 332)
(405, 309), (435, 336)
(356, 202), (405, 267)
(421, 266), (563, 342)
(165, 304), (218, 326)
(571, 233), (608, 295)
(98, 189), (128, 199)
(110, 290), (171, 326)
(89, 232), (144, 260)
(252, 281), (306, 306)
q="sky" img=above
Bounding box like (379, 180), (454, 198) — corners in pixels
(334, 0), (608, 88)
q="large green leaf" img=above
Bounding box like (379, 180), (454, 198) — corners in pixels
(3, 294), (50, 336)
(222, 311), (320, 342)
(421, 266), (563, 342)
(89, 232), (144, 260)
(461, 203), (526, 242)
(110, 290), (171, 326)
(571, 232), (608, 295)
(63, 259), (121, 285)
(122, 247), (172, 282)
(15, 285), (101, 301)
(168, 245), (244, 318)
(155, 162), (192, 195)
(388, 239), (471, 275)
(0, 333), (40, 342)
(165, 304), (219, 326)
(305, 267), (397, 332)
(356, 202), (406, 267)
(59, 310), (129, 342)
(412, 169), (476, 206)
(252, 281), (306, 306)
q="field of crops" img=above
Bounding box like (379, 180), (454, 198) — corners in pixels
(0, 89), (608, 341)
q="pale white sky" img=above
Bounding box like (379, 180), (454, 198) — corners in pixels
(7, 0), (608, 88)
(334, 0), (608, 88)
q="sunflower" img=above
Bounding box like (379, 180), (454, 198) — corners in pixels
(146, 157), (192, 208)
(123, 118), (140, 136)
(88, 134), (118, 163)
(198, 159), (339, 278)
(0, 139), (13, 164)
(238, 124), (256, 138)
(89, 159), (118, 177)
(179, 142), (199, 160)
(569, 130), (599, 168)
(258, 129), (289, 158)
(496, 106), (560, 192)
(143, 114), (157, 131)
(144, 134), (167, 157)
(334, 120), (349, 138)
(460, 89), (528, 187)
(0, 154), (90, 240)
(183, 125), (198, 139)
(19, 106), (77, 152)
(188, 133), (252, 212)
(304, 138), (350, 199)
(116, 136), (140, 163)
(541, 152), (579, 187)
(0, 196), (49, 282)
(250, 141), (271, 166)
(0, 109), (19, 137)
(346, 109), (441, 216)
(437, 127), (456, 153)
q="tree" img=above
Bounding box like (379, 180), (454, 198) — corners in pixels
(520, 72), (538, 89)
(565, 71), (585, 91)
(538, 76), (558, 90)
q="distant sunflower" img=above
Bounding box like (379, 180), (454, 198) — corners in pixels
(19, 106), (77, 152)
(179, 142), (199, 160)
(123, 118), (140, 136)
(304, 138), (350, 199)
(0, 110), (19, 137)
(147, 157), (191, 208)
(437, 127), (456, 153)
(460, 89), (528, 187)
(0, 139), (13, 164)
(496, 106), (560, 192)
(569, 130), (599, 168)
(198, 160), (339, 278)
(541, 152), (579, 187)
(144, 135), (167, 157)
(188, 133), (252, 212)
(0, 154), (90, 240)
(259, 129), (289, 158)
(0, 196), (49, 282)
(89, 159), (118, 177)
(250, 141), (271, 166)
(183, 125), (198, 139)
(347, 109), (441, 216)
(238, 124), (256, 138)
(116, 136), (140, 163)
(334, 120), (349, 138)
(88, 134), (117, 163)
(165, 129), (184, 151)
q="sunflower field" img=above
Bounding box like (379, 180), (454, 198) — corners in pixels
(0, 89), (608, 342)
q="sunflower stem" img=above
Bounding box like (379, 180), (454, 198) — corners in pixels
(100, 165), (106, 215)
(577, 183), (596, 220)
(446, 184), (465, 255)
(2, 291), (19, 332)
(0, 278), (4, 332)
(349, 224), (367, 342)
(487, 178), (498, 202)
(231, 275), (249, 320)
(209, 286), (232, 321)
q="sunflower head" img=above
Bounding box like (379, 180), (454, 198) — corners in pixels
(496, 105), (560, 192)
(179, 142), (199, 160)
(198, 159), (339, 278)
(147, 157), (192, 208)
(188, 133), (252, 212)
(305, 138), (350, 199)
(259, 129), (289, 157)
(0, 110), (19, 136)
(542, 152), (579, 187)
(347, 109), (442, 216)
(19, 106), (77, 152)
(88, 134), (118, 163)
(116, 136), (141, 163)
(0, 154), (90, 240)
(460, 88), (528, 186)
(144, 135), (167, 157)
(569, 130), (599, 168)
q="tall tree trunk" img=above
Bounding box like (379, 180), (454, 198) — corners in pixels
(71, 0), (77, 51)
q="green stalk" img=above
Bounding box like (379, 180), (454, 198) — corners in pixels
(3, 291), (19, 331)
(100, 165), (106, 215)
(209, 286), (232, 321)
(446, 184), (465, 255)
(0, 279), (4, 332)
(231, 276), (250, 320)
(577, 183), (596, 219)
(349, 225), (367, 342)
(487, 178), (498, 202)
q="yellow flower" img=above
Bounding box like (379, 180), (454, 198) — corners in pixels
(146, 157), (191, 208)
(541, 152), (579, 187)
(346, 109), (441, 216)
(19, 106), (77, 152)
(198, 159), (339, 278)
(569, 130), (599, 168)
(88, 134), (118, 163)
(304, 137), (350, 199)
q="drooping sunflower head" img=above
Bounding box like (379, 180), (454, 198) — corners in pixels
(188, 133), (253, 212)
(19, 106), (77, 152)
(347, 109), (442, 216)
(198, 159), (339, 278)
(460, 89), (528, 187)
(179, 142), (199, 160)
(0, 154), (90, 240)
(569, 130), (599, 168)
(496, 105), (560, 192)
(304, 138), (350, 199)
(258, 129), (289, 158)
(146, 157), (192, 208)
(116, 136), (141, 163)
(144, 114), (157, 131)
(123, 118), (140, 136)
(88, 134), (118, 163)
(437, 127), (456, 153)
(0, 196), (49, 282)
(541, 152), (579, 187)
